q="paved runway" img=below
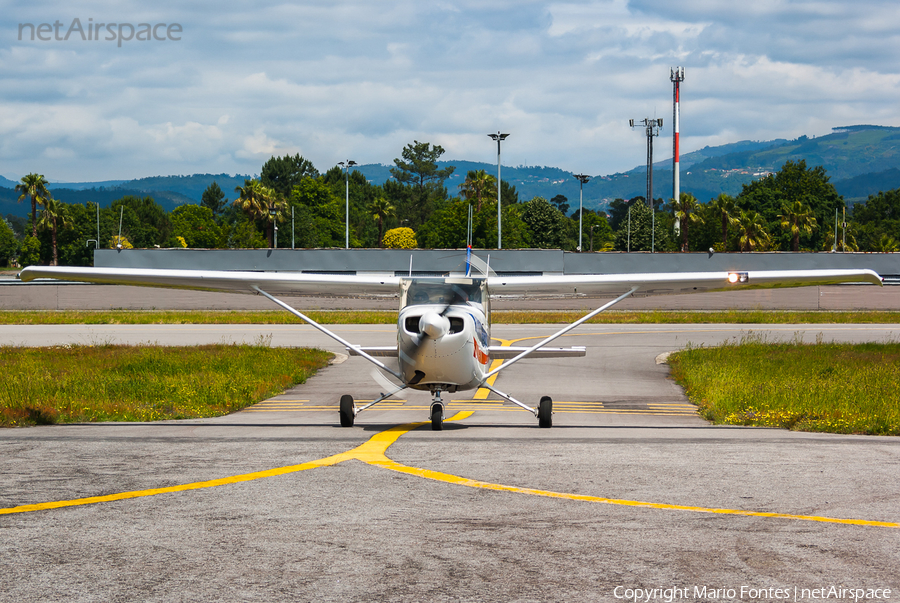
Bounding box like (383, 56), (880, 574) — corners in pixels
(2, 323), (899, 602)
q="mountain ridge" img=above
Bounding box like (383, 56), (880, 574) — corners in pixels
(4, 125), (900, 218)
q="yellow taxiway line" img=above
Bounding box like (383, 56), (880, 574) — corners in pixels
(2, 412), (897, 529)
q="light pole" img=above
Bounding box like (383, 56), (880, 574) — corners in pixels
(338, 160), (357, 249)
(268, 202), (277, 248)
(573, 174), (590, 251)
(589, 224), (596, 252)
(487, 132), (509, 249)
(85, 201), (99, 249)
(629, 118), (663, 252)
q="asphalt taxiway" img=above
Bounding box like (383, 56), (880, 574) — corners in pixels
(1, 323), (899, 602)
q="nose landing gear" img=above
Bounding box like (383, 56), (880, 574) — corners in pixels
(430, 389), (444, 431)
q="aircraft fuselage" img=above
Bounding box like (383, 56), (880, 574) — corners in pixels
(396, 277), (491, 393)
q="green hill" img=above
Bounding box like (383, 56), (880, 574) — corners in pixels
(4, 125), (900, 218)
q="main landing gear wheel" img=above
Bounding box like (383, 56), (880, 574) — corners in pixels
(339, 394), (355, 427)
(538, 396), (552, 428)
(431, 403), (444, 431)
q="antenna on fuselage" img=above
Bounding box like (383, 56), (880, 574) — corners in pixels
(408, 254), (413, 277)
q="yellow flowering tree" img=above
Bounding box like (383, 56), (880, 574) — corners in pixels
(382, 227), (417, 249)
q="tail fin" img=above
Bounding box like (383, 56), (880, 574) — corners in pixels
(465, 245), (472, 277)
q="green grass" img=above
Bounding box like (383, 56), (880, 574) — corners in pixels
(2, 309), (900, 325)
(669, 336), (900, 436)
(0, 344), (332, 427)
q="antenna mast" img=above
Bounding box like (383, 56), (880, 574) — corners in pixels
(670, 66), (685, 234)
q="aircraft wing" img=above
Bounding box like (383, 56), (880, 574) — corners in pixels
(17, 266), (403, 298)
(346, 346), (586, 359)
(487, 346), (586, 359)
(18, 266), (882, 300)
(486, 269), (883, 298)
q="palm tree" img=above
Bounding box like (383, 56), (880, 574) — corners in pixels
(778, 201), (817, 252)
(369, 196), (396, 248)
(234, 180), (285, 248)
(736, 210), (771, 252)
(15, 173), (51, 237)
(671, 192), (703, 252)
(873, 234), (899, 252)
(37, 197), (73, 266)
(458, 170), (497, 212)
(709, 193), (738, 250)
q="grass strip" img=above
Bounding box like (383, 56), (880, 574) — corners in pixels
(2, 309), (900, 325)
(669, 335), (900, 436)
(0, 344), (332, 427)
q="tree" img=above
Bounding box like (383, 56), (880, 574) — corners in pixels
(15, 173), (50, 237)
(200, 182), (227, 218)
(369, 196), (395, 247)
(873, 234), (900, 252)
(54, 202), (103, 267)
(37, 197), (73, 265)
(578, 210), (614, 252)
(290, 177), (345, 248)
(19, 236), (41, 267)
(170, 205), (222, 248)
(500, 180), (519, 207)
(671, 192), (704, 252)
(708, 193), (739, 250)
(104, 196), (173, 249)
(520, 197), (569, 249)
(458, 170), (497, 212)
(390, 141), (455, 190)
(382, 227), (417, 249)
(0, 218), (18, 267)
(850, 189), (900, 251)
(607, 198), (637, 232)
(260, 154), (319, 197)
(736, 160), (841, 251)
(612, 199), (673, 252)
(234, 179), (285, 247)
(736, 210), (771, 252)
(549, 195), (570, 216)
(778, 200), (817, 252)
(388, 141), (455, 231)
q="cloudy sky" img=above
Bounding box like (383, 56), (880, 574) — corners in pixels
(2, 0), (899, 182)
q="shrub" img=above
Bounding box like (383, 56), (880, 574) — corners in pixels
(382, 227), (417, 249)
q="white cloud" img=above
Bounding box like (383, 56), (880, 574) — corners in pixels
(0, 0), (898, 181)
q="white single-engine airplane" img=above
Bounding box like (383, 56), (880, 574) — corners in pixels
(18, 253), (883, 431)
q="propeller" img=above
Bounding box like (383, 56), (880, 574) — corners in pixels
(371, 367), (404, 395)
(465, 252), (497, 278)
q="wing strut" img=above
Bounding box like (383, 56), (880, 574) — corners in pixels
(252, 286), (405, 382)
(356, 383), (409, 415)
(480, 383), (537, 416)
(481, 286), (638, 383)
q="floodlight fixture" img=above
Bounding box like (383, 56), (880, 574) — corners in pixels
(487, 132), (510, 249)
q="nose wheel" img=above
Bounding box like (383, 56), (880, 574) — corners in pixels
(431, 403), (443, 431)
(430, 390), (444, 431)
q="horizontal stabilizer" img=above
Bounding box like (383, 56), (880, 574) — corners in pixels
(487, 346), (586, 359)
(346, 346), (399, 357)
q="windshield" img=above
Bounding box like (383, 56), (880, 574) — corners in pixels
(402, 278), (485, 308)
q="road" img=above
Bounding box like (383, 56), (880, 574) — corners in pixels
(1, 323), (899, 602)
